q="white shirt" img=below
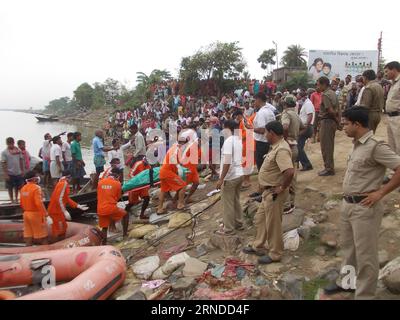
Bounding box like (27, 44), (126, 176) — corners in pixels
(42, 140), (52, 159)
(220, 135), (244, 181)
(356, 87), (365, 106)
(253, 104), (276, 142)
(61, 142), (72, 162)
(108, 142), (131, 168)
(50, 144), (62, 162)
(299, 98), (315, 126)
(244, 107), (254, 118)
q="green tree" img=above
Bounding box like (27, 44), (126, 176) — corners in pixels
(73, 83), (94, 109)
(281, 45), (308, 68)
(179, 41), (246, 95)
(257, 49), (276, 70)
(45, 97), (73, 114)
(279, 72), (314, 92)
(91, 82), (106, 109)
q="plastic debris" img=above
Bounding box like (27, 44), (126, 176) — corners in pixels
(141, 280), (166, 290)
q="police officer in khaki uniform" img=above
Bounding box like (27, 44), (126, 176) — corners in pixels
(359, 70), (384, 133)
(242, 121), (295, 264)
(324, 107), (400, 299)
(281, 95), (303, 214)
(317, 76), (340, 176)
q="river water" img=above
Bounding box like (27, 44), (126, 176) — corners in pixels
(0, 111), (97, 198)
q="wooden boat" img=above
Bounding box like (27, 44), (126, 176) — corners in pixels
(35, 115), (59, 122)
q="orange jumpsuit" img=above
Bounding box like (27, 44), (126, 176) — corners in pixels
(240, 120), (255, 171)
(97, 177), (127, 229)
(128, 160), (151, 204)
(48, 177), (78, 237)
(159, 143), (187, 193)
(179, 141), (200, 184)
(20, 182), (48, 239)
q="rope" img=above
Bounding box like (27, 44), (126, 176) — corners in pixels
(126, 196), (219, 264)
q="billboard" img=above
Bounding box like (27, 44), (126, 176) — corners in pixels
(308, 50), (379, 81)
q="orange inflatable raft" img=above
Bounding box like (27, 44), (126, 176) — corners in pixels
(0, 246), (126, 300)
(0, 221), (103, 255)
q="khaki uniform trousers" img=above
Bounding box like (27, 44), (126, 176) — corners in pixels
(320, 119), (337, 172)
(338, 200), (384, 300)
(387, 115), (400, 178)
(284, 145), (298, 209)
(368, 112), (381, 134)
(252, 188), (289, 261)
(221, 176), (244, 234)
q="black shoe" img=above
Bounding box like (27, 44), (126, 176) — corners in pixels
(300, 165), (313, 172)
(318, 170), (335, 176)
(242, 246), (265, 256)
(258, 255), (278, 265)
(249, 192), (261, 198)
(323, 283), (355, 295)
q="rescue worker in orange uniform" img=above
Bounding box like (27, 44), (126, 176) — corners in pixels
(179, 132), (201, 204)
(20, 171), (52, 245)
(126, 157), (151, 220)
(233, 110), (254, 189)
(97, 168), (129, 244)
(157, 140), (187, 214)
(47, 170), (89, 241)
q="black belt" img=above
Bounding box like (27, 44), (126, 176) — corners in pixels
(343, 195), (367, 204)
(388, 111), (400, 117)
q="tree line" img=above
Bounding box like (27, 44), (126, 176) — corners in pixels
(44, 42), (310, 115)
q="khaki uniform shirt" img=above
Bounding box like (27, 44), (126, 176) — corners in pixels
(319, 88), (339, 120)
(281, 108), (302, 145)
(339, 86), (349, 110)
(343, 131), (400, 195)
(258, 138), (293, 187)
(386, 74), (400, 113)
(360, 80), (384, 113)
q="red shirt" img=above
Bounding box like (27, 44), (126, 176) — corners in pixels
(310, 92), (322, 112)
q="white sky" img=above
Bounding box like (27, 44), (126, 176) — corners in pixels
(1, 0), (399, 109)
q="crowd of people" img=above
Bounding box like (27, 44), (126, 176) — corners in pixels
(2, 60), (400, 300)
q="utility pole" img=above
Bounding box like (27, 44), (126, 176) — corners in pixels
(272, 41), (278, 70)
(377, 31), (382, 72)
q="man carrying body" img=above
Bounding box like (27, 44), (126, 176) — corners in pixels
(1, 137), (25, 203)
(126, 157), (151, 220)
(20, 171), (52, 245)
(48, 170), (88, 241)
(157, 140), (187, 214)
(359, 70), (384, 133)
(324, 107), (400, 299)
(242, 121), (294, 264)
(97, 168), (129, 244)
(317, 76), (340, 176)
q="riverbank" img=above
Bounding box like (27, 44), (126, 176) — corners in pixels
(59, 108), (111, 130)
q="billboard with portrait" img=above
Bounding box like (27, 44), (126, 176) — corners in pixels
(308, 50), (378, 81)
